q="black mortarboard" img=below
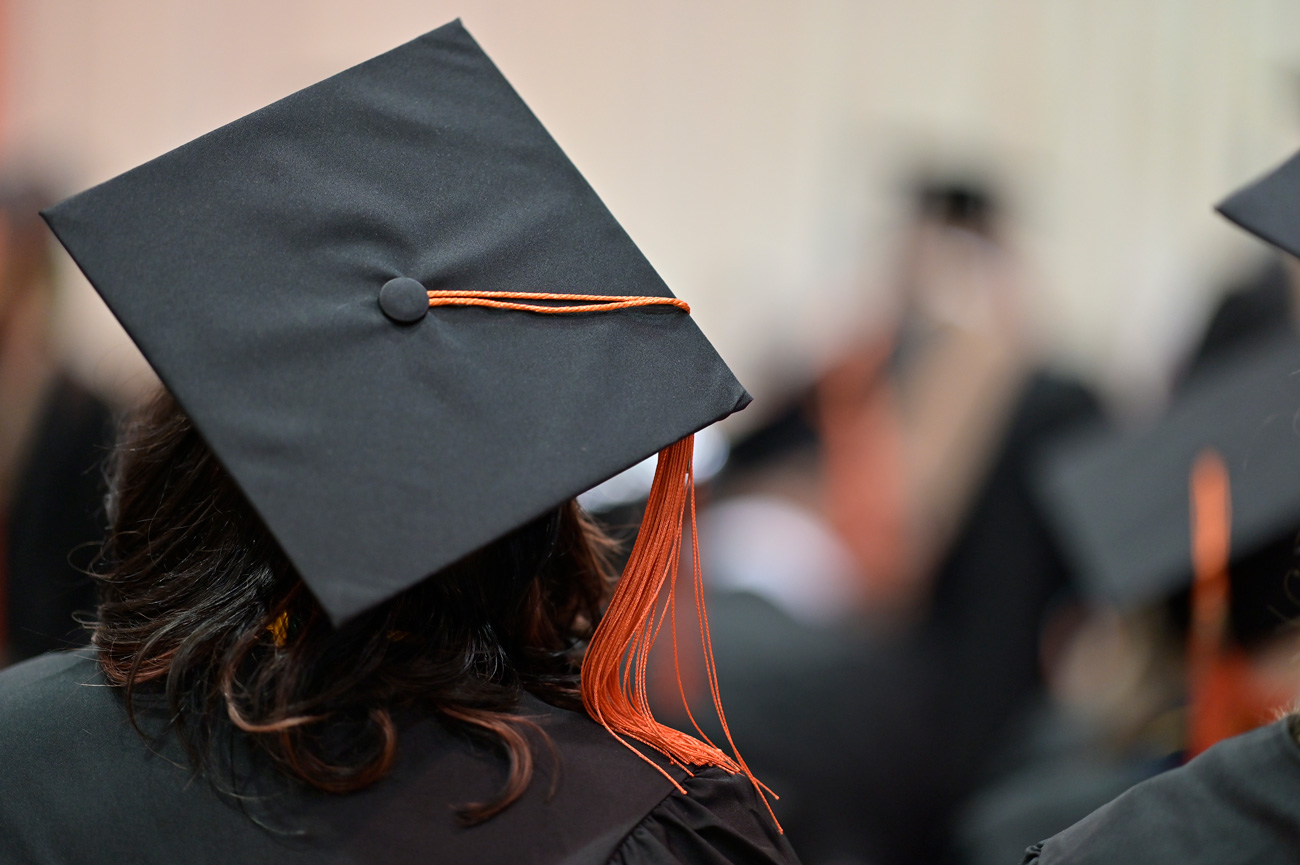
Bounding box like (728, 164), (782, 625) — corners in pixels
(1217, 148), (1300, 259)
(42, 20), (750, 625)
(1034, 335), (1300, 641)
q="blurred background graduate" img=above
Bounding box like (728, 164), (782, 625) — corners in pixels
(1023, 145), (1300, 865)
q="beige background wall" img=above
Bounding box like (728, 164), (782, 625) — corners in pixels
(5, 0), (1300, 412)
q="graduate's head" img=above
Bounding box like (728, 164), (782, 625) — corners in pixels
(94, 386), (612, 819)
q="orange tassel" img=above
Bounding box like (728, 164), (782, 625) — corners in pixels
(581, 435), (779, 829)
(1187, 449), (1234, 757)
(1185, 449), (1289, 757)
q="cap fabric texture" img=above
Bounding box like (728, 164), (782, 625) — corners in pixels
(42, 20), (749, 624)
(1034, 334), (1300, 610)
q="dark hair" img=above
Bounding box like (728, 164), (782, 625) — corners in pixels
(92, 390), (613, 821)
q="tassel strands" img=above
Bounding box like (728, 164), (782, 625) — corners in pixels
(581, 435), (779, 830)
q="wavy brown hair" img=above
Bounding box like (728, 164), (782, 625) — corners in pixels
(92, 390), (613, 822)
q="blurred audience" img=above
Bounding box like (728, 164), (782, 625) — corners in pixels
(0, 177), (113, 666)
(643, 178), (1102, 865)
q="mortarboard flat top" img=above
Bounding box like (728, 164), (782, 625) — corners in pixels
(1035, 334), (1300, 612)
(43, 20), (749, 624)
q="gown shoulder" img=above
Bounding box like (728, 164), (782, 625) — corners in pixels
(1024, 718), (1300, 864)
(608, 767), (800, 865)
(0, 651), (796, 865)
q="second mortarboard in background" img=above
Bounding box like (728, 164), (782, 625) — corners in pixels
(42, 20), (749, 626)
(1217, 148), (1300, 261)
(1034, 334), (1300, 644)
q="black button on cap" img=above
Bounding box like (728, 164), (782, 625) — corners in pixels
(379, 277), (428, 323)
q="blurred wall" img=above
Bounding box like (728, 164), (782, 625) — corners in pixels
(4, 0), (1299, 411)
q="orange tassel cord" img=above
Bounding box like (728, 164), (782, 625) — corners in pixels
(427, 289), (689, 315)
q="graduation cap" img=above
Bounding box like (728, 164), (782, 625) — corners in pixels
(43, 19), (770, 804)
(1217, 148), (1300, 259)
(1034, 334), (1300, 644)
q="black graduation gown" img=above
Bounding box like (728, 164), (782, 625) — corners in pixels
(1023, 718), (1300, 864)
(0, 652), (798, 865)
